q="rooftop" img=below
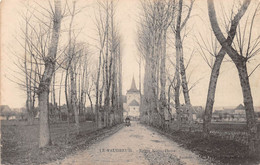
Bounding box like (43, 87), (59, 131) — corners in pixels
(127, 76), (139, 93)
(129, 100), (139, 106)
(234, 104), (245, 110)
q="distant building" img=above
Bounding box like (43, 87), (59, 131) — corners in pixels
(234, 104), (246, 114)
(234, 104), (246, 121)
(179, 105), (204, 122)
(212, 104), (246, 122)
(168, 104), (204, 122)
(123, 77), (140, 119)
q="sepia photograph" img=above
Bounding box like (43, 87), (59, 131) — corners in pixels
(0, 0), (260, 164)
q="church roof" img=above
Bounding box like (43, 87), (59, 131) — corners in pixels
(129, 100), (139, 106)
(127, 76), (139, 93)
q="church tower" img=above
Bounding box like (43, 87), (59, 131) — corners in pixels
(126, 76), (140, 119)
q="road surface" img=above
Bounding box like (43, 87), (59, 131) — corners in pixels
(49, 121), (212, 165)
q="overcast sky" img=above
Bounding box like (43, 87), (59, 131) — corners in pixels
(1, 0), (260, 109)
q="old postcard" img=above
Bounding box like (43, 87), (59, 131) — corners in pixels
(1, 0), (260, 164)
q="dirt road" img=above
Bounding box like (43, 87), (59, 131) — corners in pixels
(49, 121), (212, 165)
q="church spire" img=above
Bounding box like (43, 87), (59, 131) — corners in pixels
(130, 76), (137, 91)
(127, 76), (139, 93)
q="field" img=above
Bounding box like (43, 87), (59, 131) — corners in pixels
(1, 120), (122, 164)
(209, 122), (260, 132)
(160, 121), (260, 164)
(169, 122), (260, 143)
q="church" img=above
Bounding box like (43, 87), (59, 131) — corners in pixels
(123, 77), (140, 120)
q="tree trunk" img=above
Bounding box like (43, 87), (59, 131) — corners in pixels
(53, 71), (56, 110)
(236, 61), (257, 156)
(95, 50), (102, 128)
(175, 31), (181, 131)
(65, 67), (71, 143)
(174, 0), (184, 130)
(39, 89), (51, 147)
(80, 63), (86, 119)
(38, 0), (61, 148)
(70, 67), (79, 134)
(65, 67), (70, 113)
(67, 1), (79, 134)
(160, 31), (167, 127)
(78, 64), (81, 115)
(176, 0), (191, 106)
(58, 71), (63, 120)
(118, 43), (123, 123)
(179, 49), (191, 106)
(87, 93), (93, 114)
(167, 77), (175, 121)
(99, 79), (104, 127)
(24, 16), (34, 125)
(203, 51), (225, 136)
(32, 71), (36, 118)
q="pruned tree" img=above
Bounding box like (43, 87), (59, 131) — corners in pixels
(138, 0), (176, 127)
(38, 0), (62, 147)
(199, 1), (251, 138)
(67, 0), (80, 135)
(171, 0), (194, 123)
(22, 9), (36, 125)
(94, 0), (123, 128)
(13, 4), (49, 125)
(207, 0), (260, 155)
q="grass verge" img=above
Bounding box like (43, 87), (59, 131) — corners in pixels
(145, 124), (260, 165)
(1, 122), (123, 165)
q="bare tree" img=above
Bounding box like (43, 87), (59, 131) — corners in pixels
(14, 0), (65, 147)
(38, 0), (62, 147)
(85, 72), (95, 114)
(200, 1), (251, 137)
(118, 42), (123, 123)
(138, 0), (176, 127)
(94, 0), (122, 128)
(158, 0), (176, 127)
(12, 0), (64, 147)
(94, 0), (108, 128)
(13, 6), (46, 125)
(207, 0), (259, 155)
(66, 1), (80, 135)
(23, 9), (35, 125)
(138, 0), (159, 125)
(171, 0), (194, 124)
